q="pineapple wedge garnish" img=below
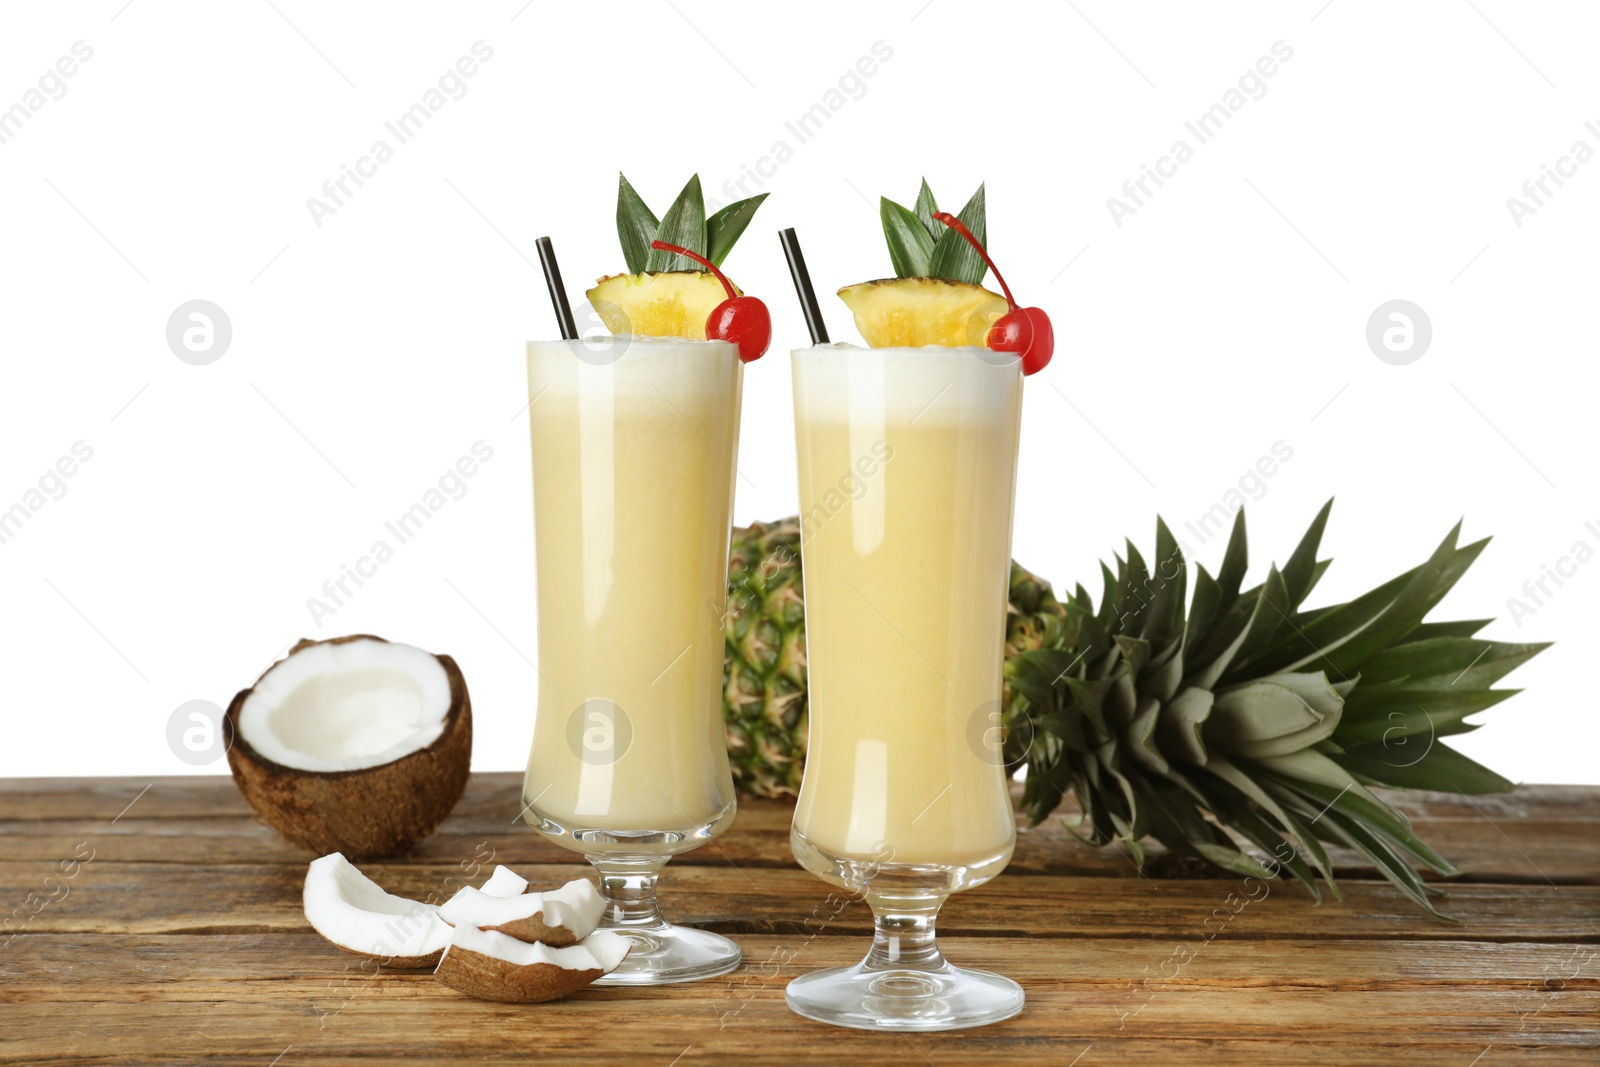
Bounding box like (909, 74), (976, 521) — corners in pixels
(837, 277), (1008, 348)
(586, 271), (741, 340)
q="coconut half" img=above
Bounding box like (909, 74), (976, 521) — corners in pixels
(437, 878), (605, 947)
(303, 855), (530, 969)
(225, 635), (472, 859)
(435, 925), (630, 1003)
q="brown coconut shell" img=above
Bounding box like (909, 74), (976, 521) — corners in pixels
(358, 947), (448, 970)
(225, 634), (472, 860)
(435, 947), (607, 1004)
(484, 911), (580, 948)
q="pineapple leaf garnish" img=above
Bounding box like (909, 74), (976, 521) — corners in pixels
(928, 183), (987, 284)
(879, 198), (935, 278)
(645, 175), (707, 272)
(878, 178), (988, 285)
(615, 174), (660, 275)
(615, 172), (768, 273)
(1008, 499), (1548, 920)
(913, 178), (939, 235)
(707, 193), (770, 268)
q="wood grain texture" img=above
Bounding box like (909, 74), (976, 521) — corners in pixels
(1, 773), (1596, 1066)
(2, 778), (1593, 881)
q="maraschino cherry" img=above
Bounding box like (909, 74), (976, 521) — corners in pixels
(650, 240), (770, 362)
(930, 211), (1054, 375)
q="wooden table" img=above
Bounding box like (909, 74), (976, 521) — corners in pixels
(1, 774), (1595, 1065)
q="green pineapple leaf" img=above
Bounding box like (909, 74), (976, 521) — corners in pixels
(1185, 565), (1224, 648)
(1355, 636), (1550, 688)
(913, 178), (940, 236)
(706, 193), (770, 267)
(645, 175), (708, 272)
(615, 173), (660, 275)
(1143, 517), (1187, 653)
(880, 197), (935, 278)
(1339, 739), (1515, 794)
(1335, 687), (1518, 745)
(928, 182), (988, 285)
(1280, 497), (1334, 607)
(1312, 804), (1456, 920)
(1408, 619), (1493, 640)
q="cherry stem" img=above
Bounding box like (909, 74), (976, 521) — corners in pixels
(650, 241), (735, 300)
(931, 212), (1016, 310)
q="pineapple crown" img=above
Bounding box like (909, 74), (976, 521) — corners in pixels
(1007, 500), (1548, 919)
(614, 173), (767, 274)
(879, 178), (989, 285)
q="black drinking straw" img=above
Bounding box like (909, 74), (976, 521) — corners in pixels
(779, 227), (829, 345)
(535, 236), (578, 340)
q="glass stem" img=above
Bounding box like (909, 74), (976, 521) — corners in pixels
(863, 894), (948, 972)
(587, 856), (669, 930)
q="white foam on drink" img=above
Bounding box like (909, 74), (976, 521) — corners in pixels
(528, 337), (740, 397)
(790, 344), (1022, 424)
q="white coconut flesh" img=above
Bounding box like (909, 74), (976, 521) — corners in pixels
(442, 924), (631, 974)
(304, 855), (529, 960)
(477, 865), (529, 896)
(437, 878), (605, 941)
(303, 853), (452, 960)
(239, 638), (451, 772)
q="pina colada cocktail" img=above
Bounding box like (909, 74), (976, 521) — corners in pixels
(792, 348), (1020, 878)
(525, 338), (742, 845)
(522, 173), (772, 984)
(784, 181), (1054, 1031)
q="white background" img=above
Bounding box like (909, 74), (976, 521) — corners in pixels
(1, 1), (1594, 783)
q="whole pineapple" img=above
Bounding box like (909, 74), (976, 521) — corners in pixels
(1003, 561), (1067, 769)
(723, 520), (1065, 798)
(723, 520), (808, 799)
(1009, 501), (1546, 917)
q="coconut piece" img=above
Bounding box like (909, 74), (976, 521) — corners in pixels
(225, 635), (472, 859)
(435, 925), (630, 1003)
(302, 856), (532, 969)
(437, 878), (604, 947)
(477, 865), (529, 897)
(303, 853), (452, 968)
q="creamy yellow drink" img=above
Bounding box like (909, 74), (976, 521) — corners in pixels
(790, 345), (1023, 875)
(523, 338), (742, 853)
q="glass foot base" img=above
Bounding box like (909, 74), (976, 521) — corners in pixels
(592, 922), (742, 985)
(786, 960), (1023, 1031)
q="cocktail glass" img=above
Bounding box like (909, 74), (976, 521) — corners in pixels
(522, 336), (744, 984)
(785, 343), (1025, 1029)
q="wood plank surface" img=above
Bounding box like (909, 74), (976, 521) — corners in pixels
(2, 862), (1596, 942)
(1, 773), (1596, 1066)
(1, 777), (1593, 882)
